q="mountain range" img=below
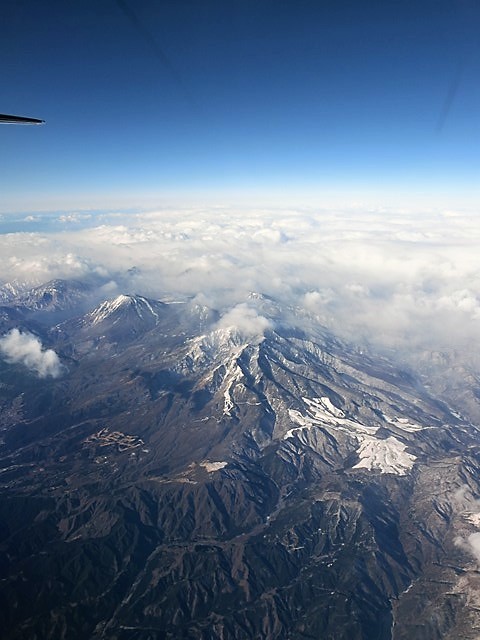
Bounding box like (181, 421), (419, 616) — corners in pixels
(0, 279), (480, 639)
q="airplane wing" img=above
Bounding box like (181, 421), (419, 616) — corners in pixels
(0, 113), (45, 125)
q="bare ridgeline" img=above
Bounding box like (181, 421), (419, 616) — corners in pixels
(0, 278), (480, 639)
(85, 428), (145, 453)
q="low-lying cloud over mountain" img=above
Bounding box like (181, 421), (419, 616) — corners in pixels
(1, 207), (480, 363)
(0, 329), (62, 378)
(215, 303), (272, 339)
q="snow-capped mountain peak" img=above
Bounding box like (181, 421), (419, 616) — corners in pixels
(88, 294), (163, 326)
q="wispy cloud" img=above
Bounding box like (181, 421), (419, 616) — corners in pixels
(0, 329), (63, 378)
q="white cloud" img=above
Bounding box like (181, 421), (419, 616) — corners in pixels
(0, 329), (63, 378)
(466, 532), (480, 563)
(455, 533), (480, 564)
(215, 304), (272, 339)
(452, 486), (480, 565)
(57, 213), (92, 224)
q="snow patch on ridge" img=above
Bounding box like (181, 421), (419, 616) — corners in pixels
(352, 436), (416, 474)
(383, 415), (426, 432)
(286, 396), (376, 439)
(287, 396), (417, 475)
(199, 461), (228, 473)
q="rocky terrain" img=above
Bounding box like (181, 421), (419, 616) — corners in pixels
(0, 280), (480, 639)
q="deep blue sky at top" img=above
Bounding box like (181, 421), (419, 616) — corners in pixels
(1, 0), (479, 212)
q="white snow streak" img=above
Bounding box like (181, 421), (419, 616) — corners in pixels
(223, 360), (243, 416)
(199, 461), (228, 473)
(89, 295), (132, 324)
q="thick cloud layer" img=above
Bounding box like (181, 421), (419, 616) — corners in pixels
(0, 329), (62, 378)
(1, 207), (480, 362)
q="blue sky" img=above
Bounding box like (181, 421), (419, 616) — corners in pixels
(1, 0), (479, 212)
